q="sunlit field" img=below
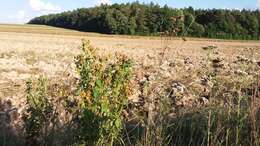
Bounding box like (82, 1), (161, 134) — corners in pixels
(0, 24), (259, 146)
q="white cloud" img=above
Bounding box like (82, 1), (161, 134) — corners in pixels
(257, 0), (260, 7)
(222, 7), (241, 11)
(29, 0), (61, 12)
(5, 10), (28, 24)
(97, 0), (111, 5)
(16, 10), (26, 19)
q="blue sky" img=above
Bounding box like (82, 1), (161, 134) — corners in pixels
(0, 0), (259, 24)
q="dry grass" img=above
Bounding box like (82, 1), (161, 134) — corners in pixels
(0, 24), (259, 145)
(0, 24), (259, 99)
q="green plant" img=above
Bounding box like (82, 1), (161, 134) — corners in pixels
(75, 40), (133, 145)
(23, 76), (54, 146)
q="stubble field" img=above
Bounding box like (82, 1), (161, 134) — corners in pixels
(0, 24), (260, 145)
(0, 24), (259, 99)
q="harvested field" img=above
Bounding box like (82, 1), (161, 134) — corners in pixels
(0, 24), (260, 146)
(0, 24), (259, 99)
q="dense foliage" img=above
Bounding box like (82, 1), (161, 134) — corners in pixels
(75, 40), (133, 145)
(28, 2), (260, 40)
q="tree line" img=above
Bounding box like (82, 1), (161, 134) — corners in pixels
(28, 2), (260, 40)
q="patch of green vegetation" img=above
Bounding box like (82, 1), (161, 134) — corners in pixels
(29, 2), (260, 40)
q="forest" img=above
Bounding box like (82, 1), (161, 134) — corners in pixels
(29, 2), (260, 40)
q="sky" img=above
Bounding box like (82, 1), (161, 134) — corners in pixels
(0, 0), (259, 24)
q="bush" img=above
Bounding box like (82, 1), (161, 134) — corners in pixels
(75, 40), (133, 145)
(23, 77), (55, 146)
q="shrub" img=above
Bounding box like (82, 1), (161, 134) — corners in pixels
(23, 76), (55, 146)
(75, 40), (133, 145)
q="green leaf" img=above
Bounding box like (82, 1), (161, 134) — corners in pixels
(115, 118), (121, 129)
(101, 103), (109, 113)
(93, 87), (99, 98)
(96, 79), (103, 87)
